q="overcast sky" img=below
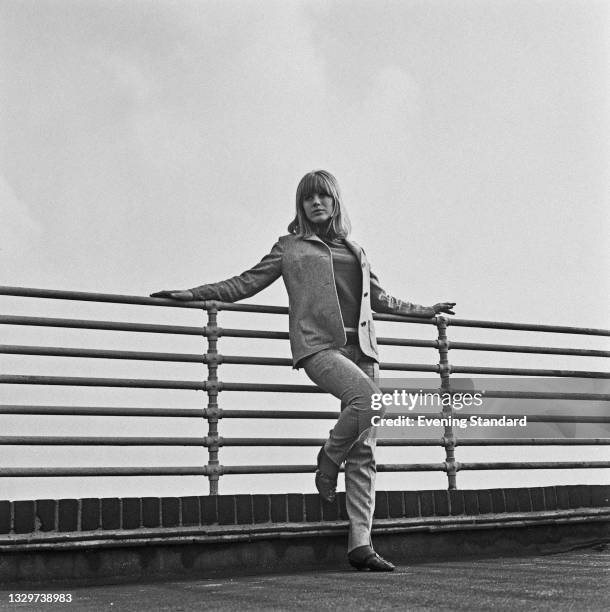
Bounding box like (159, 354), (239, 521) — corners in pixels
(1, 0), (608, 499)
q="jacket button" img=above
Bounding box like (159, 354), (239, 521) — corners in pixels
(363, 292), (368, 297)
(360, 321), (366, 327)
(361, 263), (366, 268)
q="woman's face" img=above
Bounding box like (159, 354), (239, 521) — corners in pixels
(302, 192), (334, 225)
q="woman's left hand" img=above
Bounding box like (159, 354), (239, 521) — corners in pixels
(150, 290), (195, 301)
(433, 302), (456, 315)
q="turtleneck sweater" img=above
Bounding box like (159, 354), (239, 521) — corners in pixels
(320, 237), (362, 336)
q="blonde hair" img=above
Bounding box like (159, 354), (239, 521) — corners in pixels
(288, 170), (351, 238)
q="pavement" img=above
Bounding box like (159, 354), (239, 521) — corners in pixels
(0, 546), (608, 611)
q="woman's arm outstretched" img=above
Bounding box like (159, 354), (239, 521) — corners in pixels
(150, 240), (283, 303)
(369, 269), (456, 316)
(150, 289), (194, 300)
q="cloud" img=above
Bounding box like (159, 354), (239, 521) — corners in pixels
(366, 65), (422, 122)
(0, 174), (42, 256)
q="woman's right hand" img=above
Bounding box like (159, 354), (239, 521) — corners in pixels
(433, 302), (457, 315)
(149, 289), (195, 301)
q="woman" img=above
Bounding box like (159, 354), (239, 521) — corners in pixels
(152, 170), (455, 571)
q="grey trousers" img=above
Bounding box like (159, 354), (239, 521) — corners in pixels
(302, 344), (381, 552)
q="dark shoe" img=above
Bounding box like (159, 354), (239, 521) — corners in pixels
(315, 469), (337, 503)
(348, 551), (395, 572)
(315, 446), (338, 503)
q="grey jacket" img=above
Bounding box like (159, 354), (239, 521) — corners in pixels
(190, 233), (435, 367)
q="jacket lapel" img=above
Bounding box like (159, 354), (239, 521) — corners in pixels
(303, 234), (365, 264)
(303, 234), (325, 245)
(344, 238), (364, 265)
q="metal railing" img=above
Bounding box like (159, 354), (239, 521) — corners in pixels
(1, 285), (609, 494)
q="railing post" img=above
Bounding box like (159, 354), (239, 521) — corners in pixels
(436, 315), (458, 490)
(204, 304), (220, 495)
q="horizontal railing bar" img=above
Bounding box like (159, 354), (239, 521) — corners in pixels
(222, 463), (447, 474)
(215, 438), (610, 447)
(2, 460), (609, 477)
(0, 467), (210, 477)
(0, 405), (608, 423)
(0, 437), (440, 447)
(0, 436), (431, 447)
(447, 341), (610, 358)
(379, 363), (439, 372)
(375, 338), (436, 348)
(0, 286), (205, 309)
(220, 438), (435, 446)
(0, 464), (445, 477)
(1, 436), (608, 447)
(446, 318), (610, 336)
(0, 315), (204, 335)
(449, 365), (610, 378)
(211, 437), (610, 447)
(218, 328), (289, 339)
(0, 346), (295, 367)
(215, 409), (340, 419)
(455, 461), (610, 470)
(0, 405), (337, 418)
(0, 345), (206, 362)
(0, 375), (204, 389)
(2, 376), (610, 401)
(0, 376), (325, 393)
(0, 405), (207, 417)
(219, 382), (323, 393)
(444, 391), (610, 401)
(381, 365), (610, 378)
(224, 386), (610, 401)
(394, 390), (610, 401)
(0, 286), (290, 314)
(216, 355), (292, 366)
(0, 436), (208, 446)
(452, 439), (610, 446)
(375, 337), (437, 347)
(375, 337), (610, 357)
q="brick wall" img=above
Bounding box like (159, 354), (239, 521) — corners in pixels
(1, 485), (608, 536)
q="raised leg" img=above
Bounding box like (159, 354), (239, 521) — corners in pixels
(302, 347), (381, 553)
(303, 347), (380, 467)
